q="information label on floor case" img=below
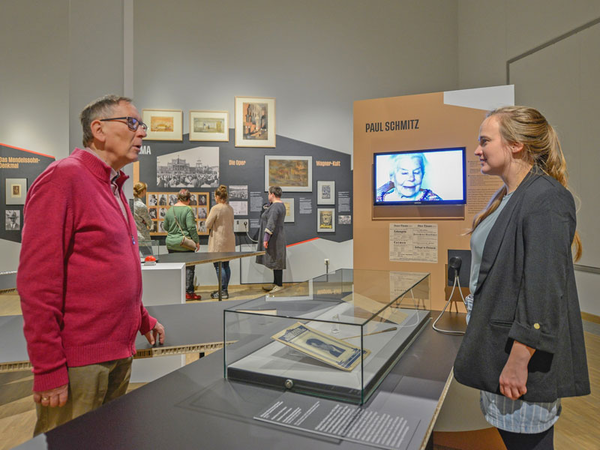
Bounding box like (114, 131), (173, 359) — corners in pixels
(255, 392), (420, 450)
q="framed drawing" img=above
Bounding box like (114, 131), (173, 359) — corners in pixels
(281, 198), (295, 223)
(235, 96), (275, 147)
(189, 110), (229, 142)
(5, 178), (27, 205)
(317, 181), (335, 205)
(317, 208), (335, 233)
(265, 155), (312, 192)
(142, 109), (183, 141)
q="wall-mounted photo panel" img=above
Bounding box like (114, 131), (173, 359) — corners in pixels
(5, 178), (27, 205)
(189, 110), (229, 142)
(229, 185), (248, 200)
(156, 147), (219, 189)
(235, 96), (276, 147)
(142, 109), (183, 141)
(317, 180), (335, 205)
(281, 198), (295, 223)
(317, 208), (335, 233)
(265, 155), (312, 192)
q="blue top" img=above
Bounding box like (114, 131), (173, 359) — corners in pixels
(469, 192), (560, 433)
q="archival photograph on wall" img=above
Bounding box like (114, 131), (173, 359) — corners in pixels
(189, 110), (229, 142)
(230, 201), (248, 216)
(142, 109), (183, 141)
(5, 210), (20, 231)
(265, 155), (312, 192)
(229, 185), (248, 200)
(156, 147), (219, 189)
(5, 178), (27, 205)
(235, 96), (276, 147)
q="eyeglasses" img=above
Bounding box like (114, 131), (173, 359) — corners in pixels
(99, 116), (148, 132)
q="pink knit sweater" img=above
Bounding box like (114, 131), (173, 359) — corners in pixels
(17, 148), (156, 391)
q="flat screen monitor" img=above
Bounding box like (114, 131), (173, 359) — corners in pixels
(374, 147), (466, 206)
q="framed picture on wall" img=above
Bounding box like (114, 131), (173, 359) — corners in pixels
(235, 96), (276, 147)
(142, 109), (183, 141)
(189, 110), (229, 142)
(317, 208), (335, 233)
(317, 181), (335, 205)
(265, 155), (312, 192)
(5, 178), (27, 205)
(281, 198), (295, 223)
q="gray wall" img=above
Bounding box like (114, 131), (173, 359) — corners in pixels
(0, 0), (127, 272)
(133, 0), (459, 156)
(458, 0), (600, 315)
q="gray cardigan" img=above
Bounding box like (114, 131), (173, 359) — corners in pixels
(454, 172), (590, 402)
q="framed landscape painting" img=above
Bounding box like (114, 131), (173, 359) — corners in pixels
(142, 109), (183, 141)
(189, 110), (229, 142)
(235, 96), (275, 147)
(265, 155), (312, 192)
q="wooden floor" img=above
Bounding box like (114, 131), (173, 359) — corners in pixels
(1, 290), (599, 450)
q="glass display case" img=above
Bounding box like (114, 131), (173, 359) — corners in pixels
(224, 269), (430, 404)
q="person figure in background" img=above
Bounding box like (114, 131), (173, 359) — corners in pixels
(164, 188), (201, 300)
(205, 185), (235, 299)
(256, 186), (286, 293)
(454, 106), (590, 450)
(18, 94), (165, 435)
(133, 182), (152, 244)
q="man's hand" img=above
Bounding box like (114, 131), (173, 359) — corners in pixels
(34, 384), (68, 408)
(145, 321), (165, 346)
(499, 341), (535, 400)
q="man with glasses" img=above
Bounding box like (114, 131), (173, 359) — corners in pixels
(17, 94), (165, 435)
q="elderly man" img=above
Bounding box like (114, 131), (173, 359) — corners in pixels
(17, 95), (165, 435)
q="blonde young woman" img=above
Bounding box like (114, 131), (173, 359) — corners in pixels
(133, 182), (152, 243)
(454, 107), (590, 450)
(205, 185), (235, 299)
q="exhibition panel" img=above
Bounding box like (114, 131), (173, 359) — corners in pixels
(225, 269), (430, 404)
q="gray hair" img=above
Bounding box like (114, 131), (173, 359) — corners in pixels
(80, 94), (132, 147)
(389, 153), (426, 177)
(268, 186), (283, 198)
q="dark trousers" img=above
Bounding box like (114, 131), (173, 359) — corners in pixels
(168, 249), (196, 293)
(213, 261), (230, 290)
(498, 426), (554, 450)
(273, 269), (283, 287)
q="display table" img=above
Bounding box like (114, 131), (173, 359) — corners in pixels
(15, 316), (463, 450)
(13, 270), (466, 450)
(156, 250), (265, 300)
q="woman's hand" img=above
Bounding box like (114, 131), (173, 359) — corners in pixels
(499, 341), (535, 400)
